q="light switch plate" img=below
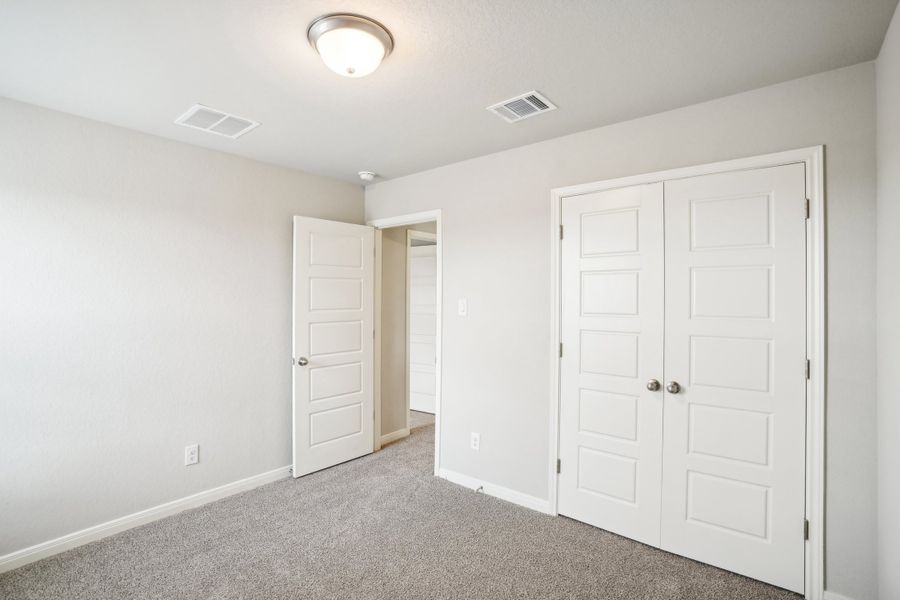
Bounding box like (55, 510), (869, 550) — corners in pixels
(458, 298), (468, 317)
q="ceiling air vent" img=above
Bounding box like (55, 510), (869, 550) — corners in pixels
(487, 91), (557, 123)
(174, 104), (259, 139)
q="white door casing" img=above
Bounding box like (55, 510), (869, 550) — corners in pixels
(292, 216), (374, 477)
(408, 233), (437, 414)
(660, 164), (807, 593)
(557, 183), (665, 546)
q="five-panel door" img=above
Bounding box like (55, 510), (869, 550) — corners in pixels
(557, 163), (807, 593)
(292, 216), (375, 478)
(557, 183), (665, 546)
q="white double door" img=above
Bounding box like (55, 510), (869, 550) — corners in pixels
(558, 164), (807, 593)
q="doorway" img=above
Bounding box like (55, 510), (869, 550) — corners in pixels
(290, 210), (442, 480)
(376, 221), (438, 449)
(370, 211), (443, 476)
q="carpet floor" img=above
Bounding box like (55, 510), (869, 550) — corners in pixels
(409, 410), (435, 429)
(0, 425), (799, 599)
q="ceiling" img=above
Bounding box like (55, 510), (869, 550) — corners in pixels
(1, 0), (897, 183)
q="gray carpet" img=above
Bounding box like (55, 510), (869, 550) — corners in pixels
(0, 425), (799, 599)
(409, 410), (435, 429)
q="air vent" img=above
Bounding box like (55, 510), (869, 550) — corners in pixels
(174, 104), (259, 139)
(487, 91), (557, 123)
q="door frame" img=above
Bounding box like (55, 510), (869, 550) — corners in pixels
(548, 146), (825, 600)
(406, 230), (438, 419)
(368, 210), (443, 477)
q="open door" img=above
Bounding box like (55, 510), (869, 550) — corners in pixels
(292, 216), (374, 477)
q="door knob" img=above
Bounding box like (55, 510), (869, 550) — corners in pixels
(646, 379), (661, 392)
(296, 357), (309, 366)
(666, 381), (681, 394)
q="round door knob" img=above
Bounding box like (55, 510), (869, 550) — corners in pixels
(296, 357), (309, 366)
(666, 381), (681, 394)
(646, 379), (661, 392)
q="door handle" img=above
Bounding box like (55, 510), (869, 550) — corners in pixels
(666, 381), (681, 394)
(646, 379), (661, 392)
(296, 357), (309, 366)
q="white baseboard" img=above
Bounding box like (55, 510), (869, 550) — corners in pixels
(438, 468), (552, 514)
(823, 592), (857, 600)
(0, 465), (291, 574)
(380, 427), (410, 445)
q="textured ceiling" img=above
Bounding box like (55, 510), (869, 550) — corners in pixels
(0, 0), (897, 183)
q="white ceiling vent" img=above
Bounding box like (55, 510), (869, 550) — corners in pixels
(487, 91), (557, 123)
(174, 104), (259, 139)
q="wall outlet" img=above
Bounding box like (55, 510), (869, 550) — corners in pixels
(470, 432), (480, 451)
(184, 444), (199, 466)
(458, 298), (468, 317)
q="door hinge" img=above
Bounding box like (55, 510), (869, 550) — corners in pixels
(559, 342), (563, 358)
(806, 359), (811, 380)
(559, 225), (564, 240)
(556, 458), (561, 474)
(805, 198), (810, 219)
(804, 519), (809, 540)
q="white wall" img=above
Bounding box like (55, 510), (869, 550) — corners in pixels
(380, 223), (436, 437)
(877, 6), (900, 599)
(0, 97), (363, 556)
(366, 63), (878, 599)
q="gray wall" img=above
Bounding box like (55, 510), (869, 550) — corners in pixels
(380, 223), (436, 437)
(0, 97), (364, 556)
(877, 6), (900, 599)
(366, 63), (878, 600)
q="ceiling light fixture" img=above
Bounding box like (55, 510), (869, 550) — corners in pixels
(307, 14), (393, 78)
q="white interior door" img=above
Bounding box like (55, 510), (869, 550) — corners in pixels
(292, 216), (374, 477)
(407, 236), (437, 414)
(660, 164), (807, 592)
(558, 183), (665, 546)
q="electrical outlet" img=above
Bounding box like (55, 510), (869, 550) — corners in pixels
(458, 298), (468, 317)
(184, 444), (199, 466)
(470, 432), (480, 451)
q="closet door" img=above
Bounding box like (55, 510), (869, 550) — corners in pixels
(557, 183), (665, 546)
(408, 240), (437, 414)
(660, 164), (807, 593)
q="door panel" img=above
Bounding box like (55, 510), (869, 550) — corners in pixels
(293, 217), (374, 477)
(660, 164), (806, 593)
(558, 183), (665, 547)
(408, 243), (437, 414)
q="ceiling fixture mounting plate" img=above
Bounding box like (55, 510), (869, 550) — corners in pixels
(174, 104), (259, 139)
(487, 91), (557, 123)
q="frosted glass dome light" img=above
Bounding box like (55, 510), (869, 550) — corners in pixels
(308, 14), (393, 78)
